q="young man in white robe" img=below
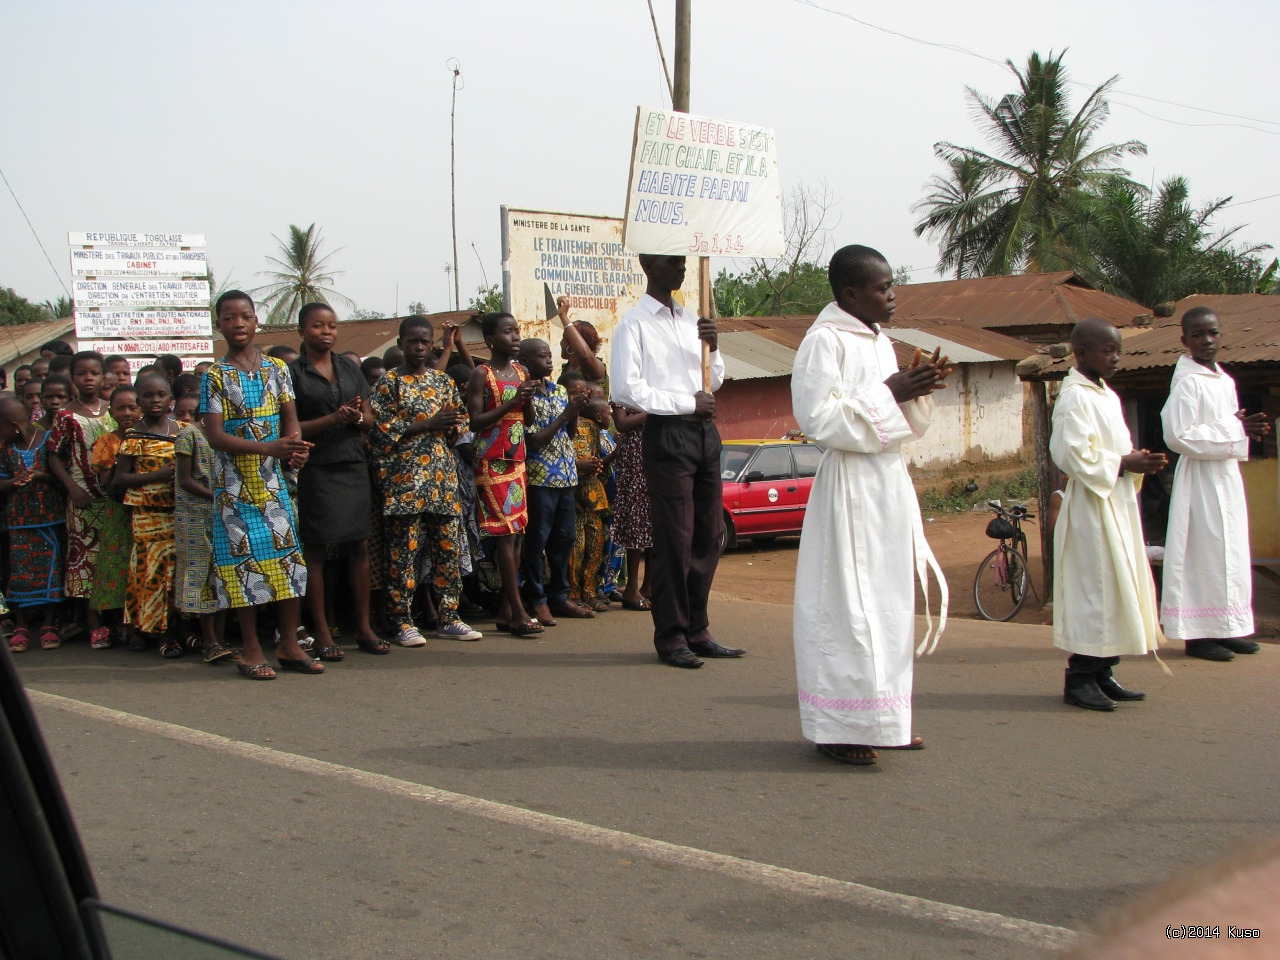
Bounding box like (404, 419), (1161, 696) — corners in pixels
(791, 245), (949, 766)
(1050, 317), (1167, 711)
(1160, 306), (1270, 662)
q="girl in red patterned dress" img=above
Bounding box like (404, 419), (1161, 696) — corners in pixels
(465, 313), (538, 636)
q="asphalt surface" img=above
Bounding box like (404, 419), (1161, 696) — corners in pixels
(17, 598), (1280, 960)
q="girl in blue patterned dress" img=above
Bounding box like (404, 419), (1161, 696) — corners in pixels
(199, 291), (316, 680)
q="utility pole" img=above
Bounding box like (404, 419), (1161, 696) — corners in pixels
(448, 58), (463, 311)
(672, 0), (714, 389)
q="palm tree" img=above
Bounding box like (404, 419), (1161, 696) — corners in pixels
(1068, 176), (1272, 306)
(41, 296), (74, 319)
(915, 50), (1146, 277)
(911, 154), (999, 280)
(251, 223), (352, 326)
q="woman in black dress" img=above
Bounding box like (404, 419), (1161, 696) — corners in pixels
(288, 303), (389, 655)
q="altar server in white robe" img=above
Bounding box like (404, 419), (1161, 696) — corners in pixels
(1051, 317), (1167, 712)
(1161, 306), (1270, 662)
(791, 245), (949, 766)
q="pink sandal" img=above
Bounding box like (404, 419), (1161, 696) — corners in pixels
(9, 628), (30, 653)
(39, 626), (62, 650)
(89, 627), (113, 650)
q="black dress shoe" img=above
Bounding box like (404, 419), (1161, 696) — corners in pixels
(1096, 673), (1145, 701)
(659, 648), (704, 668)
(687, 639), (745, 658)
(1219, 638), (1261, 655)
(1185, 640), (1235, 662)
(1063, 678), (1116, 711)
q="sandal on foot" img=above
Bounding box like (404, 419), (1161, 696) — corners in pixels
(509, 619), (544, 638)
(182, 634), (203, 654)
(60, 623), (86, 643)
(159, 638), (185, 659)
(878, 735), (925, 750)
(89, 627), (113, 650)
(315, 644), (345, 662)
(357, 637), (391, 655)
(621, 597), (652, 611)
(591, 599), (610, 612)
(203, 643), (236, 664)
(127, 633), (148, 652)
(276, 655), (324, 674)
(39, 627), (62, 650)
(237, 661), (276, 680)
(816, 743), (878, 766)
(9, 628), (30, 653)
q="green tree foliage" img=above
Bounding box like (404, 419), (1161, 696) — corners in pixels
(467, 284), (503, 314)
(1067, 176), (1273, 306)
(41, 296), (74, 319)
(915, 50), (1146, 277)
(0, 287), (50, 326)
(406, 300), (428, 316)
(252, 223), (353, 326)
(347, 308), (386, 321)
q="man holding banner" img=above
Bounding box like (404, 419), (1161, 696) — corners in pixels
(610, 254), (744, 668)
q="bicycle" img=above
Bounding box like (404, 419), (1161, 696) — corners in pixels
(973, 500), (1037, 622)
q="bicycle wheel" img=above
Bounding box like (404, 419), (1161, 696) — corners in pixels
(973, 546), (1029, 622)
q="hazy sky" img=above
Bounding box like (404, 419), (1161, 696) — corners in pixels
(4, 0), (1277, 317)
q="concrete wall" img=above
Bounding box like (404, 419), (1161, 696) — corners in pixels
(905, 361), (1026, 472)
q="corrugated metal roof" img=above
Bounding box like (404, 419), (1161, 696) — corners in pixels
(0, 317), (78, 368)
(717, 330), (798, 379)
(893, 271), (1146, 329)
(1018, 293), (1280, 380)
(229, 310), (489, 360)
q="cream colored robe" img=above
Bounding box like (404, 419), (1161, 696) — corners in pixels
(1160, 355), (1254, 640)
(1050, 368), (1160, 657)
(791, 304), (946, 746)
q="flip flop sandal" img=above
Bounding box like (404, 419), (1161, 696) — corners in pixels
(509, 619), (544, 638)
(203, 643), (236, 664)
(816, 743), (878, 766)
(621, 598), (652, 611)
(591, 600), (610, 612)
(237, 661), (276, 680)
(276, 656), (324, 674)
(878, 735), (925, 750)
(39, 627), (62, 650)
(159, 639), (185, 659)
(9, 628), (30, 653)
(182, 634), (204, 654)
(316, 644), (345, 662)
(89, 627), (113, 650)
(357, 637), (391, 655)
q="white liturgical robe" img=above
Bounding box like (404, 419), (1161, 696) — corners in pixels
(790, 303), (946, 746)
(1160, 355), (1254, 640)
(1050, 369), (1161, 657)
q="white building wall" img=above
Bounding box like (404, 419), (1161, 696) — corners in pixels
(904, 361), (1026, 470)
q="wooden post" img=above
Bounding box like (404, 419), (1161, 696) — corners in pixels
(699, 257), (712, 391)
(1031, 379), (1054, 595)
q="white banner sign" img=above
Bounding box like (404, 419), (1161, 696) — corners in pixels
(502, 207), (702, 363)
(74, 310), (212, 339)
(70, 248), (208, 277)
(622, 106), (784, 258)
(80, 339), (214, 356)
(72, 278), (210, 309)
(121, 356), (214, 376)
(68, 232), (205, 248)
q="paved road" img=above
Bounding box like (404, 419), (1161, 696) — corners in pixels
(17, 600), (1280, 959)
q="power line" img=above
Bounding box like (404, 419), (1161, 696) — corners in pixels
(0, 162), (71, 298)
(1225, 192), (1280, 208)
(792, 0), (1280, 132)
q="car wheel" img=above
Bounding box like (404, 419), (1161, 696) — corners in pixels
(719, 513), (737, 554)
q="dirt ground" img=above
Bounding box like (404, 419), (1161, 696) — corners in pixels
(714, 506), (1280, 631)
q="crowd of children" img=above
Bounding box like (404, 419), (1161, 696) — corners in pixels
(1, 296), (652, 679)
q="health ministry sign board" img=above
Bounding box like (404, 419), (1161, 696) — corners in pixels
(501, 207), (700, 363)
(622, 106), (784, 258)
(70, 231), (213, 366)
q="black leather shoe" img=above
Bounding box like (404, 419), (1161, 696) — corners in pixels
(659, 647), (704, 669)
(1219, 638), (1261, 655)
(687, 640), (745, 658)
(1185, 640), (1235, 662)
(1063, 678), (1115, 711)
(1096, 673), (1145, 702)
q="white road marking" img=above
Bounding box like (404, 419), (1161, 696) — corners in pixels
(33, 689), (1077, 950)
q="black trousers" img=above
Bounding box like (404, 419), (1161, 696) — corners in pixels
(642, 416), (723, 655)
(1066, 653), (1121, 679)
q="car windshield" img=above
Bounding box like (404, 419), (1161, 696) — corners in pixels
(720, 446), (754, 481)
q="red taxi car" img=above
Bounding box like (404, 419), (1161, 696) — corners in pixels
(719, 438), (823, 552)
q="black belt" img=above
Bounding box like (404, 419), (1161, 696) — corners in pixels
(651, 413), (712, 423)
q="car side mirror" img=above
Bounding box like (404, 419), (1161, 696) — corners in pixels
(744, 470), (764, 483)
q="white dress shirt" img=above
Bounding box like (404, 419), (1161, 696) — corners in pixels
(609, 293), (725, 416)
